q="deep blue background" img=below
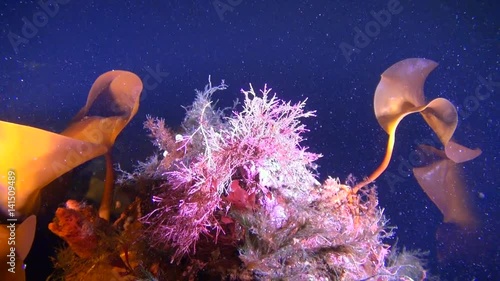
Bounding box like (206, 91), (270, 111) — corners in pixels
(1, 1), (498, 280)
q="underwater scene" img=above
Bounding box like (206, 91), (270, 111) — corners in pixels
(0, 1), (498, 280)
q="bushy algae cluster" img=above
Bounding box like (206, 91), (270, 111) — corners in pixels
(47, 77), (426, 280)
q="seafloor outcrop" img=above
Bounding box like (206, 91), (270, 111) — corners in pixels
(48, 79), (427, 281)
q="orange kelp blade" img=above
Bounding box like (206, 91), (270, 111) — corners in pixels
(353, 58), (458, 193)
(413, 144), (480, 229)
(61, 70), (143, 220)
(0, 121), (108, 216)
(0, 71), (143, 217)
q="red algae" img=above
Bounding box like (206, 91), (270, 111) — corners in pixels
(48, 200), (104, 258)
(48, 78), (428, 280)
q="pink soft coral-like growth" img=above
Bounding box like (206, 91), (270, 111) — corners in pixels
(142, 80), (321, 261)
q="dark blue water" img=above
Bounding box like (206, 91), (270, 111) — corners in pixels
(1, 1), (498, 280)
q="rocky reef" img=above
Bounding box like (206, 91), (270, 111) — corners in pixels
(48, 78), (427, 281)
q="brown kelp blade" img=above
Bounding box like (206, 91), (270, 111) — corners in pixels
(445, 139), (482, 163)
(353, 58), (458, 192)
(62, 70), (142, 220)
(413, 144), (479, 229)
(373, 58), (438, 134)
(0, 71), (142, 216)
(63, 70), (143, 146)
